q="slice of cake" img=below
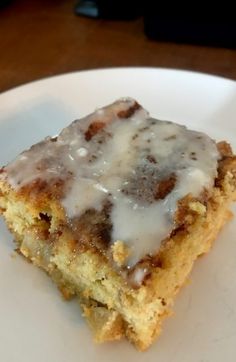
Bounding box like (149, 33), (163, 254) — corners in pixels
(0, 98), (236, 350)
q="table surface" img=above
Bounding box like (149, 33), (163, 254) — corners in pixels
(0, 0), (236, 93)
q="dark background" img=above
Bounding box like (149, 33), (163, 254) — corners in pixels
(0, 0), (236, 93)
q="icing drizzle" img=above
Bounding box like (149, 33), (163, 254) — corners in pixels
(2, 98), (219, 267)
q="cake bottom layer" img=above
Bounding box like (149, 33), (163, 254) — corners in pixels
(0, 177), (234, 350)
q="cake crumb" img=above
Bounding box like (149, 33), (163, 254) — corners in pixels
(111, 240), (130, 266)
(189, 201), (206, 215)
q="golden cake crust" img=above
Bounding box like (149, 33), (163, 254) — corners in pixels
(0, 98), (236, 351)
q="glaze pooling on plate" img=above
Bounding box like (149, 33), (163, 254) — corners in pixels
(2, 98), (219, 266)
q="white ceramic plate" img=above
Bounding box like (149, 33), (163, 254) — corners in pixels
(0, 68), (236, 362)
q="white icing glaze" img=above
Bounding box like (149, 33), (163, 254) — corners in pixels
(128, 266), (149, 288)
(2, 98), (219, 267)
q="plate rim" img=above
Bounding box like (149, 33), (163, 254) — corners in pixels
(0, 66), (235, 98)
